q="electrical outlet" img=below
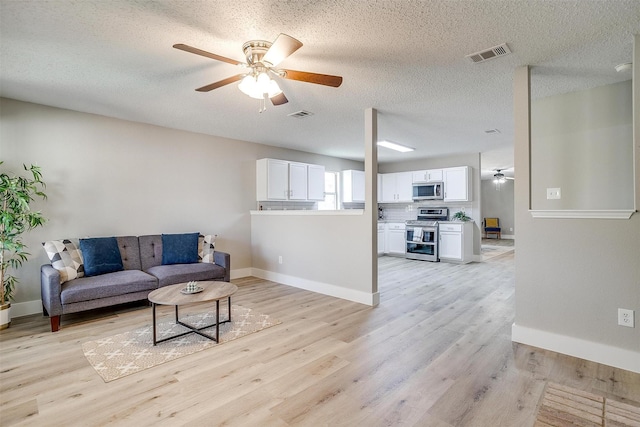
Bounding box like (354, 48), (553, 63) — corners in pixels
(547, 188), (561, 200)
(278, 255), (283, 265)
(618, 308), (634, 328)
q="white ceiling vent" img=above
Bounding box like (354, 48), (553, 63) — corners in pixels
(466, 43), (511, 64)
(288, 110), (314, 118)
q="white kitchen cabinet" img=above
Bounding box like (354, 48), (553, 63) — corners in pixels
(380, 172), (413, 203)
(342, 170), (365, 203)
(386, 222), (406, 255)
(443, 166), (471, 202)
(377, 223), (385, 255)
(289, 162), (308, 200)
(438, 222), (473, 263)
(412, 169), (443, 183)
(257, 158), (320, 201)
(307, 164), (326, 201)
(257, 158), (289, 200)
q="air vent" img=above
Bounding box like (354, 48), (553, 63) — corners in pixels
(466, 43), (511, 64)
(288, 110), (314, 118)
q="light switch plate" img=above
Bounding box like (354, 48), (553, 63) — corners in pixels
(547, 188), (561, 200)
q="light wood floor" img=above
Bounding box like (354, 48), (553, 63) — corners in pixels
(2, 252), (639, 426)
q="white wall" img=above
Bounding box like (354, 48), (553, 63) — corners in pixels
(250, 212), (376, 304)
(481, 179), (515, 237)
(531, 79), (634, 210)
(512, 43), (640, 373)
(0, 98), (362, 312)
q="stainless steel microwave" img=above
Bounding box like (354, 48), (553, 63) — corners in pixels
(412, 182), (443, 200)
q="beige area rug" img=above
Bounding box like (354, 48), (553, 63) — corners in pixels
(535, 382), (640, 426)
(82, 305), (280, 382)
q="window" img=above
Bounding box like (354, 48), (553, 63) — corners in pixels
(318, 171), (339, 210)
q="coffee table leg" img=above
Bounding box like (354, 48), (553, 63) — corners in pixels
(152, 303), (157, 346)
(216, 300), (220, 342)
(228, 296), (232, 321)
(175, 305), (179, 322)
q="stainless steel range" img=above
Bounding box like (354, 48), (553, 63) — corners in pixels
(405, 207), (449, 261)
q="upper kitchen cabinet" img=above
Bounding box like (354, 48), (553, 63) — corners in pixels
(443, 166), (472, 202)
(256, 158), (324, 201)
(380, 172), (413, 203)
(307, 164), (326, 201)
(412, 169), (443, 183)
(342, 170), (365, 203)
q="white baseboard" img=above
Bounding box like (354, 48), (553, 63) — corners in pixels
(231, 268), (252, 279)
(252, 268), (379, 306)
(512, 323), (640, 373)
(11, 299), (43, 318)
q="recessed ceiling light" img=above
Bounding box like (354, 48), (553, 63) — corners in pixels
(377, 140), (415, 153)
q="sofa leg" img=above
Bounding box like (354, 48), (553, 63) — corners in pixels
(50, 316), (60, 332)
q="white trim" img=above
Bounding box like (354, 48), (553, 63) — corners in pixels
(512, 323), (640, 373)
(529, 210), (635, 219)
(250, 209), (364, 216)
(11, 299), (43, 318)
(252, 268), (378, 306)
(230, 268), (252, 279)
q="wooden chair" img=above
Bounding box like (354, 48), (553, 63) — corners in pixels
(483, 218), (501, 239)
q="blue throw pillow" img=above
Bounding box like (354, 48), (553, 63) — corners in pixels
(162, 233), (199, 265)
(79, 237), (124, 277)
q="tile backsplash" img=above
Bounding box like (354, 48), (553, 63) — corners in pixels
(379, 202), (476, 222)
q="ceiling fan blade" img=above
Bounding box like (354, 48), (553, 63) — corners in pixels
(195, 74), (243, 92)
(173, 44), (243, 66)
(281, 69), (343, 87)
(505, 177), (515, 180)
(270, 92), (289, 106)
(263, 34), (303, 67)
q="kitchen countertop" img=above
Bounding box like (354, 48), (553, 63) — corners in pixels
(251, 209), (363, 216)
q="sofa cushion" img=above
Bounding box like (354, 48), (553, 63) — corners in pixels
(42, 239), (84, 284)
(147, 263), (226, 287)
(80, 237), (124, 277)
(198, 234), (216, 263)
(60, 270), (158, 305)
(116, 236), (142, 271)
(161, 233), (199, 265)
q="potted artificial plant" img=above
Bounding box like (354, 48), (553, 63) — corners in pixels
(0, 162), (47, 329)
(451, 210), (472, 222)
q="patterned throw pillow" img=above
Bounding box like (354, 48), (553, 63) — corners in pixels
(198, 234), (216, 263)
(42, 239), (84, 284)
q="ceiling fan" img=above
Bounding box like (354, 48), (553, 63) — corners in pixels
(493, 169), (515, 183)
(173, 33), (343, 110)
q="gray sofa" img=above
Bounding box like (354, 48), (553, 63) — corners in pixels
(41, 234), (230, 332)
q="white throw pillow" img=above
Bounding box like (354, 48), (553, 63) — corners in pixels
(42, 239), (84, 284)
(198, 234), (216, 263)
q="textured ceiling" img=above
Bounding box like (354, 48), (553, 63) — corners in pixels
(1, 1), (638, 179)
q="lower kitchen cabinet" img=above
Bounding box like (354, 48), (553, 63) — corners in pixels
(439, 221), (473, 263)
(377, 223), (385, 255)
(386, 222), (406, 255)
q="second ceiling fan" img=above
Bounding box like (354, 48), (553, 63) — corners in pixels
(174, 33), (343, 109)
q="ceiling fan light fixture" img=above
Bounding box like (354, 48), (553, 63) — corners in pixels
(238, 73), (282, 99)
(377, 140), (415, 153)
